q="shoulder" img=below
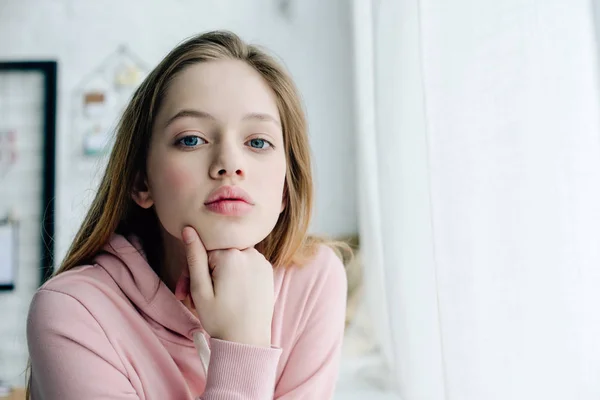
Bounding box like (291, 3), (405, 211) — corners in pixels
(27, 267), (108, 348)
(311, 243), (347, 286)
(291, 243), (347, 294)
(276, 244), (348, 345)
(27, 266), (132, 385)
(277, 244), (348, 319)
(28, 263), (122, 332)
(38, 263), (119, 304)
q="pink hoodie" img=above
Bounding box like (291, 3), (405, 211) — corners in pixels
(26, 233), (347, 399)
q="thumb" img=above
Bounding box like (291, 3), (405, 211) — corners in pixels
(182, 226), (214, 301)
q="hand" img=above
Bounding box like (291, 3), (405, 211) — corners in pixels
(181, 226), (275, 347)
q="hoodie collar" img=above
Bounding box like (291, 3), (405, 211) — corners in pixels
(94, 233), (203, 341)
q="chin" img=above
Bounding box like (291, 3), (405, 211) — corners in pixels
(201, 235), (257, 251)
(196, 223), (270, 252)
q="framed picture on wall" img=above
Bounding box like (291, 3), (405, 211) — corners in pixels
(0, 61), (57, 289)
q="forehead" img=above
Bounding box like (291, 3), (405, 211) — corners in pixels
(159, 59), (280, 122)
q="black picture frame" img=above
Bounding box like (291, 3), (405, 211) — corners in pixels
(0, 61), (57, 288)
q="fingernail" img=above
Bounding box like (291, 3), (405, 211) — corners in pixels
(182, 227), (194, 244)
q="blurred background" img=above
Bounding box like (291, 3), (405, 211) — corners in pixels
(2, 0), (600, 399)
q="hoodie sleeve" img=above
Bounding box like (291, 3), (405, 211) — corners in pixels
(273, 248), (348, 399)
(200, 339), (282, 398)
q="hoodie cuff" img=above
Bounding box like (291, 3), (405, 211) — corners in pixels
(203, 338), (282, 398)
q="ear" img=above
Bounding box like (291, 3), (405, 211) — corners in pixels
(131, 172), (154, 209)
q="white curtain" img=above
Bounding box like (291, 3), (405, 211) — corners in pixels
(352, 0), (600, 399)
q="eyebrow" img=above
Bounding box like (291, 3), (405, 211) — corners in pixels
(164, 109), (281, 128)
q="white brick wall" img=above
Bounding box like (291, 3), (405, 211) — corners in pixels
(0, 70), (46, 387)
(0, 0), (357, 387)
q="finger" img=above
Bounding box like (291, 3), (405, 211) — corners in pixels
(182, 226), (214, 300)
(207, 250), (223, 274)
(182, 294), (196, 312)
(207, 249), (240, 284)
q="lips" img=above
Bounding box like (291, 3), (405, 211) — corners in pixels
(204, 185), (254, 205)
(204, 186), (254, 216)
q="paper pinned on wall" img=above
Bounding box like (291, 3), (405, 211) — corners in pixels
(0, 221), (16, 289)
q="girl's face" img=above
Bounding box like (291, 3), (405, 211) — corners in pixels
(135, 59), (287, 251)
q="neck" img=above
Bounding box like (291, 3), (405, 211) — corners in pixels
(158, 225), (187, 293)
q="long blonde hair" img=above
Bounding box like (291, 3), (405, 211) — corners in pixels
(26, 30), (350, 397)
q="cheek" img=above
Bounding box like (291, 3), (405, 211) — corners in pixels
(148, 158), (203, 237)
(164, 165), (192, 190)
(151, 161), (197, 201)
(261, 157), (287, 194)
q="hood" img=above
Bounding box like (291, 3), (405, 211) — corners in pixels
(93, 233), (204, 342)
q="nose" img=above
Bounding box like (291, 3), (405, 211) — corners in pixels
(209, 141), (245, 179)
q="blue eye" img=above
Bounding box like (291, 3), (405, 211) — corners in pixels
(178, 136), (206, 148)
(248, 138), (272, 149)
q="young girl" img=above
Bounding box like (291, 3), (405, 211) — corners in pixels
(26, 31), (348, 399)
